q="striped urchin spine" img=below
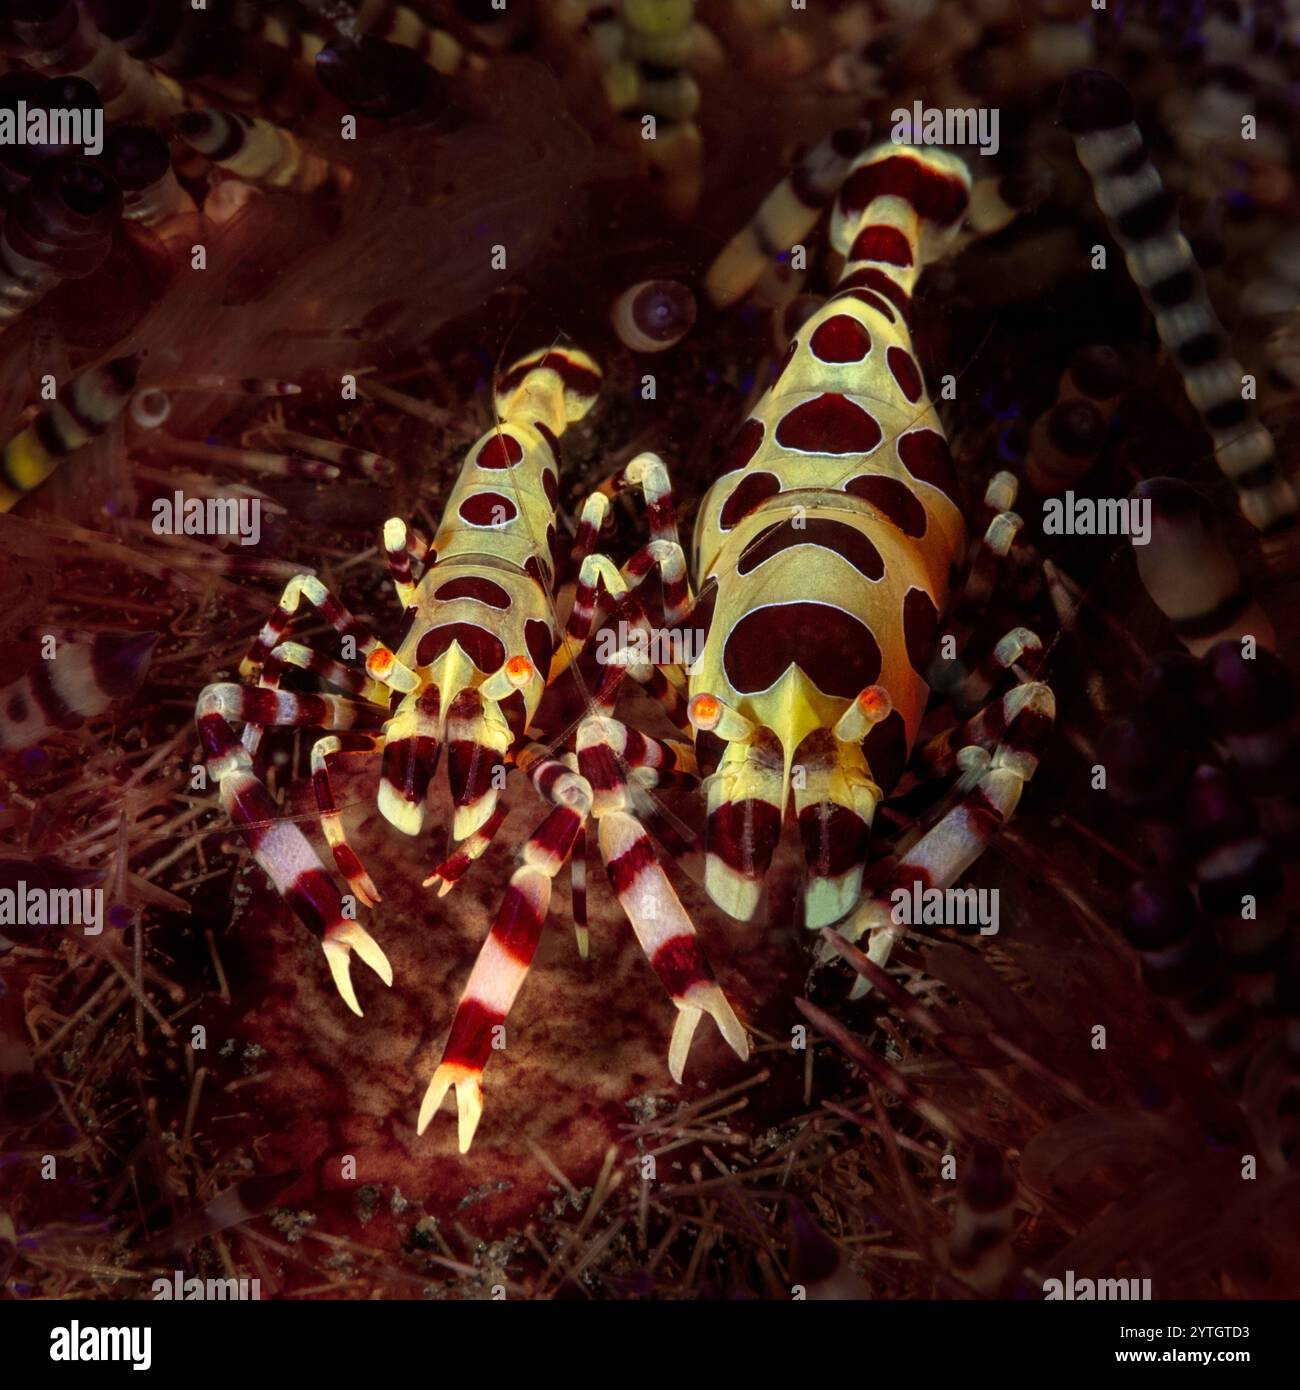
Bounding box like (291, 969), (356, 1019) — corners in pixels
(176, 107), (351, 196)
(0, 628), (157, 750)
(1061, 68), (1299, 539)
(7, 0), (183, 121)
(704, 119), (872, 310)
(0, 353), (139, 511)
(0, 157), (123, 327)
(1129, 477), (1276, 657)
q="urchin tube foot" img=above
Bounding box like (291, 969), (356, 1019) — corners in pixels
(197, 687), (392, 1015)
(598, 809), (750, 1073)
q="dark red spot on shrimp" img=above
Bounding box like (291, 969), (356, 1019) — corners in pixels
(434, 575), (511, 608)
(720, 471), (781, 529)
(383, 732), (438, 806)
(836, 287), (895, 322)
(416, 622), (506, 673)
(799, 802), (868, 877)
(496, 350), (601, 401)
(708, 798), (782, 877)
(887, 346), (923, 403)
(542, 467), (558, 507)
(737, 517), (883, 580)
(844, 473), (927, 537)
(723, 603), (881, 697)
(717, 417), (764, 477)
(848, 225), (914, 266)
(839, 268), (912, 325)
(862, 709), (908, 791)
(840, 154), (969, 225)
(809, 315), (872, 364)
(476, 431), (524, 468)
(775, 394), (882, 455)
(525, 618), (554, 676)
(902, 587), (939, 677)
(898, 429), (959, 504)
(459, 492), (517, 526)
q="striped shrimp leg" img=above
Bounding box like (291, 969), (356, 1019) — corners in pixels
(0, 630), (157, 751)
(381, 515), (428, 608)
(556, 453), (693, 690)
(195, 683), (392, 1014)
(240, 573), (413, 685)
(834, 669), (1054, 984)
(98, 0), (324, 120)
(1061, 68), (1299, 539)
(561, 581), (691, 732)
(260, 636), (396, 908)
(578, 716), (748, 1080)
(312, 732), (387, 908)
(422, 803), (510, 896)
(1, 355), (139, 511)
(705, 120), (872, 308)
(229, 4), (327, 66)
(417, 752), (592, 1152)
(601, 453), (692, 627)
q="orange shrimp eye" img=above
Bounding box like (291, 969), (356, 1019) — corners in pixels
(366, 647), (394, 676)
(505, 655), (534, 686)
(858, 684), (891, 722)
(690, 693), (722, 729)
